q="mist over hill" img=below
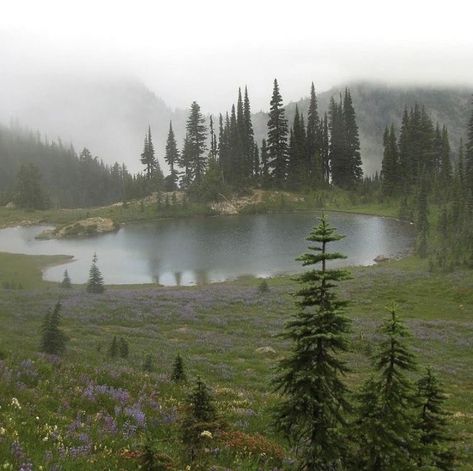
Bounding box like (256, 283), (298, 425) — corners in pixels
(253, 82), (472, 174)
(1, 77), (471, 176)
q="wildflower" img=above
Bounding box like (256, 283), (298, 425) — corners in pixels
(200, 430), (213, 439)
(10, 398), (21, 410)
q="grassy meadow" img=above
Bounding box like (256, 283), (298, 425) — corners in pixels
(0, 247), (471, 469)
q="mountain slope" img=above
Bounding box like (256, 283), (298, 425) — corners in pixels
(1, 77), (471, 176)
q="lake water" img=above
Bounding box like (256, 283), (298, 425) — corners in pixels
(0, 212), (415, 286)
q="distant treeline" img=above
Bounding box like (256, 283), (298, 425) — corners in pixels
(145, 80), (364, 204)
(0, 124), (154, 208)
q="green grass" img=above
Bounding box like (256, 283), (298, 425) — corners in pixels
(0, 251), (471, 468)
(0, 252), (71, 289)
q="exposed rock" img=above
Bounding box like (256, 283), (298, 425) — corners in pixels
(374, 255), (390, 263)
(5, 202), (16, 209)
(36, 217), (118, 240)
(255, 346), (276, 355)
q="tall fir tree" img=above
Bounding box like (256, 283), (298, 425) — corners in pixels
(86, 253), (105, 293)
(14, 163), (49, 210)
(243, 86), (255, 180)
(185, 101), (208, 185)
(140, 126), (157, 179)
(306, 82), (322, 186)
(274, 215), (351, 469)
(381, 125), (400, 196)
(164, 121), (180, 190)
(287, 106), (307, 190)
(343, 88), (363, 186)
(465, 98), (473, 193)
(267, 79), (289, 187)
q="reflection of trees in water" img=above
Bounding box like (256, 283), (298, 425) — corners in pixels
(148, 256), (161, 284)
(174, 272), (182, 287)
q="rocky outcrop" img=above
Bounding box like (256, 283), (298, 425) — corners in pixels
(36, 217), (118, 240)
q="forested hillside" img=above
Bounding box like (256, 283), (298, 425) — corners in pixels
(0, 124), (130, 208)
(1, 77), (471, 175)
(253, 82), (472, 174)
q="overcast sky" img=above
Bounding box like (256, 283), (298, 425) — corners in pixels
(1, 0), (473, 112)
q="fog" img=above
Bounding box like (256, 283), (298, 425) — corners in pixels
(1, 0), (473, 170)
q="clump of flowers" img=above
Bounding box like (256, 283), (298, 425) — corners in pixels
(220, 431), (284, 465)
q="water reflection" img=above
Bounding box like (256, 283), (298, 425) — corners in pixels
(0, 213), (414, 286)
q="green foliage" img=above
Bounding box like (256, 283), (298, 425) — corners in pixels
(143, 353), (153, 372)
(351, 305), (419, 470)
(267, 79), (289, 188)
(86, 253), (105, 293)
(40, 301), (67, 355)
(257, 279), (269, 294)
(416, 368), (456, 470)
(182, 377), (219, 462)
(274, 215), (351, 469)
(171, 354), (186, 382)
(108, 335), (118, 358)
(13, 163), (49, 210)
(119, 337), (129, 359)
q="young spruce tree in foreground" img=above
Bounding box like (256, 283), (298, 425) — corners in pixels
(171, 353), (186, 382)
(351, 305), (418, 470)
(40, 301), (67, 355)
(416, 367), (455, 470)
(182, 377), (218, 461)
(274, 215), (351, 469)
(86, 253), (105, 293)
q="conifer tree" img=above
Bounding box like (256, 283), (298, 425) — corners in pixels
(109, 336), (118, 358)
(267, 79), (289, 187)
(243, 86), (255, 179)
(320, 113), (330, 184)
(352, 305), (418, 470)
(465, 98), (473, 193)
(209, 115), (218, 161)
(182, 377), (218, 460)
(86, 253), (105, 293)
(439, 126), (452, 192)
(14, 163), (49, 210)
(143, 354), (153, 372)
(171, 353), (186, 382)
(260, 139), (270, 188)
(343, 88), (363, 185)
(287, 106), (307, 190)
(416, 179), (430, 258)
(119, 337), (129, 358)
(40, 302), (67, 355)
(164, 121), (180, 190)
(306, 82), (322, 185)
(329, 95), (348, 188)
(185, 101), (207, 184)
(141, 126), (157, 179)
(381, 125), (400, 196)
(274, 215), (351, 469)
(61, 270), (72, 288)
(416, 367), (455, 470)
